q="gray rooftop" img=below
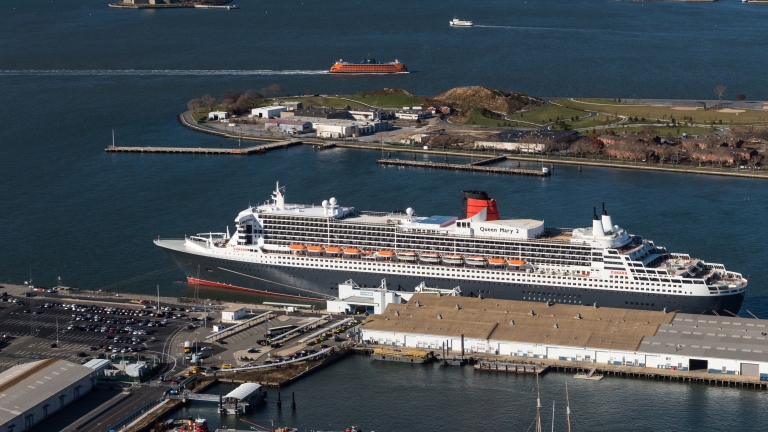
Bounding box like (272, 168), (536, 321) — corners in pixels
(639, 313), (768, 363)
(0, 358), (95, 425)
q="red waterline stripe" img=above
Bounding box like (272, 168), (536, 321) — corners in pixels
(186, 277), (326, 303)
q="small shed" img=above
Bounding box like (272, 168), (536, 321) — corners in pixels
(208, 111), (228, 121)
(125, 363), (147, 378)
(222, 306), (246, 322)
(280, 101), (302, 111)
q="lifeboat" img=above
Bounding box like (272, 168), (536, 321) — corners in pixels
(376, 250), (395, 259)
(419, 252), (441, 263)
(289, 244), (306, 253)
(488, 257), (506, 266)
(325, 246), (342, 255)
(343, 247), (361, 256)
(507, 259), (526, 269)
(361, 250), (375, 257)
(465, 256), (487, 266)
(442, 254), (464, 265)
(397, 251), (418, 261)
(307, 245), (324, 255)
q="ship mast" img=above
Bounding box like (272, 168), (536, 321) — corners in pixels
(566, 382), (572, 432)
(535, 374), (543, 432)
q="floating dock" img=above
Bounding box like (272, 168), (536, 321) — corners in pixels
(105, 140), (300, 155)
(475, 361), (549, 375)
(377, 158), (550, 176)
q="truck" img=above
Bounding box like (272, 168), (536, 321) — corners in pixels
(183, 341), (191, 353)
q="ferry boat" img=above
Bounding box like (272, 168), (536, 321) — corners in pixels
(155, 183), (747, 315)
(450, 17), (474, 27)
(329, 58), (408, 74)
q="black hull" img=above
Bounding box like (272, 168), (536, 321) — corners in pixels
(162, 248), (745, 315)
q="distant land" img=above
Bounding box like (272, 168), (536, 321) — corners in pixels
(108, 0), (233, 9)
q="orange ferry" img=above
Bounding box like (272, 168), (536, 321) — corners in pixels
(329, 58), (408, 74)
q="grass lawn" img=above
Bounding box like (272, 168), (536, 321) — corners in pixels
(606, 125), (710, 136)
(345, 93), (423, 108)
(463, 108), (515, 127)
(560, 99), (768, 125)
(191, 110), (208, 122)
(568, 115), (622, 129)
(511, 103), (585, 125)
(274, 96), (367, 110)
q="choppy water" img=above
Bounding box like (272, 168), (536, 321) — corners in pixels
(2, 1), (768, 429)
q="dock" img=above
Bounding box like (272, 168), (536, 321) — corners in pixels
(468, 155), (507, 166)
(372, 348), (432, 364)
(376, 158), (550, 176)
(104, 140), (300, 155)
(474, 360), (549, 375)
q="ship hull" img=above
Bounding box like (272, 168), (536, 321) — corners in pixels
(161, 247), (744, 314)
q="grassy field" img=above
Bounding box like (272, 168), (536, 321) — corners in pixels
(558, 98), (768, 125)
(345, 93), (423, 108)
(463, 108), (519, 127)
(275, 96), (367, 110)
(568, 115), (622, 129)
(604, 125), (710, 136)
(191, 110), (208, 122)
(511, 104), (586, 125)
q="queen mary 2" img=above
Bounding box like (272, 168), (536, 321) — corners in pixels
(155, 183), (747, 314)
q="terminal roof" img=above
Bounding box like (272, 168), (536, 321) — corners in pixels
(224, 383), (262, 400)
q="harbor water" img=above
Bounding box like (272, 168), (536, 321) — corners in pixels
(2, 1), (768, 429)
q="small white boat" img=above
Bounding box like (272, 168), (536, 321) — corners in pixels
(450, 17), (474, 27)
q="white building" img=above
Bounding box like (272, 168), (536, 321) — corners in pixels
(222, 306), (246, 322)
(207, 111), (228, 121)
(251, 105), (287, 119)
(395, 111), (428, 120)
(474, 141), (546, 153)
(327, 279), (407, 315)
(360, 294), (768, 378)
(82, 359), (111, 375)
(125, 363), (148, 378)
(0, 359), (97, 432)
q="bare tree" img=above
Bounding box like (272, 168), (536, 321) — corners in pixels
(715, 85), (727, 102)
(234, 90), (264, 114)
(736, 93), (746, 101)
(187, 97), (202, 113)
(200, 94), (218, 112)
(748, 154), (763, 170)
(261, 83), (284, 97)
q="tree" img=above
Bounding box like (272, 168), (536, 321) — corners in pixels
(187, 97), (202, 113)
(199, 94), (218, 112)
(748, 154), (763, 170)
(234, 90), (264, 114)
(736, 93), (746, 101)
(261, 83), (284, 97)
(715, 85), (727, 102)
(221, 91), (242, 113)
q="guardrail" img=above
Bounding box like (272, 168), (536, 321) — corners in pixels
(109, 398), (162, 431)
(214, 347), (333, 374)
(298, 318), (354, 343)
(269, 315), (330, 342)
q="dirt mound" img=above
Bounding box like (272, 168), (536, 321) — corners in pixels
(357, 88), (418, 97)
(431, 86), (542, 121)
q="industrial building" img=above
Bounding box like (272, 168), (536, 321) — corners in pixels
(0, 358), (97, 432)
(286, 107), (351, 120)
(360, 294), (768, 379)
(395, 111), (429, 120)
(264, 119), (313, 135)
(327, 279), (408, 315)
(251, 105), (286, 119)
(279, 101), (302, 111)
(349, 109), (390, 121)
(475, 130), (579, 153)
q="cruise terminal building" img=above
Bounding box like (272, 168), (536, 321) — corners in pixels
(360, 294), (768, 378)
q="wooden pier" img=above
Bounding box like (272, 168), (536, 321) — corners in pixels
(377, 158), (549, 176)
(468, 155), (507, 166)
(105, 140), (300, 155)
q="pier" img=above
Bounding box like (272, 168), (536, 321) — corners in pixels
(104, 140), (300, 155)
(468, 155), (508, 166)
(474, 360), (549, 375)
(376, 157), (550, 176)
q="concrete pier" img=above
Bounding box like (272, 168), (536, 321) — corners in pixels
(104, 140), (300, 155)
(377, 158), (549, 176)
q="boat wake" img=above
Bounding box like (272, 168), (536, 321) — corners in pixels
(0, 69), (330, 76)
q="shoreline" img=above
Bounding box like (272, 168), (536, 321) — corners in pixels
(178, 110), (768, 180)
(108, 1), (234, 10)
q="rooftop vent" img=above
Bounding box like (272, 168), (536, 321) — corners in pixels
(437, 314), (442, 319)
(510, 320), (514, 325)
(395, 310), (400, 316)
(554, 323), (558, 329)
(415, 301), (421, 307)
(575, 313), (582, 320)
(529, 309), (535, 316)
(456, 304), (461, 310)
(593, 302), (598, 308)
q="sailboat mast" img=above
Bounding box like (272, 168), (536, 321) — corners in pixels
(566, 382), (572, 432)
(552, 401), (555, 432)
(536, 374), (542, 432)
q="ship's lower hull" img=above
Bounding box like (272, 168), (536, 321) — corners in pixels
(162, 247), (745, 315)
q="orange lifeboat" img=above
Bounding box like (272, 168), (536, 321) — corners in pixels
(289, 244), (306, 251)
(307, 245), (324, 254)
(343, 248), (361, 256)
(397, 251), (418, 261)
(507, 259), (526, 266)
(465, 256), (487, 266)
(442, 254), (464, 264)
(325, 246), (342, 254)
(488, 257), (506, 266)
(419, 252), (441, 263)
(376, 250), (395, 258)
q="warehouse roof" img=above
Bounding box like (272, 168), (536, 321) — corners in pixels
(639, 313), (768, 362)
(362, 294), (674, 352)
(0, 359), (95, 425)
(224, 383), (261, 400)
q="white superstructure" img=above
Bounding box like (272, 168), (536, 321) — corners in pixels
(450, 18), (474, 27)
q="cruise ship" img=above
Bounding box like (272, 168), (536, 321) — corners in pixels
(329, 58), (408, 74)
(155, 183), (747, 315)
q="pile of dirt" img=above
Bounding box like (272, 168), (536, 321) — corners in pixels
(430, 86), (542, 122)
(356, 88), (419, 98)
